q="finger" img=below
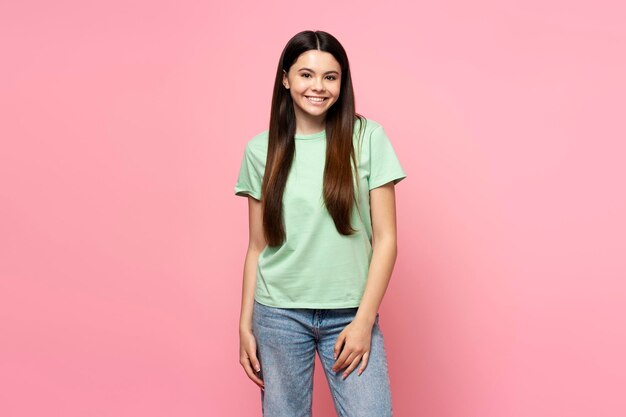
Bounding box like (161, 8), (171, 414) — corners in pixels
(357, 351), (370, 376)
(332, 348), (350, 371)
(333, 332), (346, 360)
(341, 354), (363, 379)
(241, 358), (265, 389)
(248, 349), (262, 374)
(333, 349), (357, 373)
(243, 362), (265, 389)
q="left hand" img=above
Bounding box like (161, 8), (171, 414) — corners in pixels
(332, 317), (374, 379)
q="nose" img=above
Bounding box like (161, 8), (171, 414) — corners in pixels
(312, 76), (325, 92)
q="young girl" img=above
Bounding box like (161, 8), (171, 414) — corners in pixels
(234, 30), (406, 417)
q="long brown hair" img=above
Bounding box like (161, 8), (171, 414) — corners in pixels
(262, 30), (367, 247)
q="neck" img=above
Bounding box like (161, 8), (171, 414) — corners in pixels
(294, 109), (326, 135)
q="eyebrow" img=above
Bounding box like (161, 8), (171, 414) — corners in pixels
(298, 67), (340, 75)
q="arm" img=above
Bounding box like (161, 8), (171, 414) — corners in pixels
(354, 181), (399, 325)
(239, 196), (267, 333)
(331, 181), (400, 377)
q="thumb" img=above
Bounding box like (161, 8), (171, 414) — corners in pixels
(250, 352), (261, 372)
(247, 343), (262, 372)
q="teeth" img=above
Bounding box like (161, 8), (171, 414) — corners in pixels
(307, 96), (325, 102)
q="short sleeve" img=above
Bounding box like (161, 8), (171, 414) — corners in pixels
(368, 125), (407, 190)
(234, 142), (263, 200)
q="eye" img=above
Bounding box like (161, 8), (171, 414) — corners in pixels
(300, 73), (338, 80)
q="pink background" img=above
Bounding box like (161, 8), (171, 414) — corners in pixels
(1, 1), (625, 416)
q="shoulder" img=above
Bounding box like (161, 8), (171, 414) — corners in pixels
(354, 116), (383, 135)
(244, 129), (269, 157)
(247, 129), (269, 148)
(354, 117), (389, 149)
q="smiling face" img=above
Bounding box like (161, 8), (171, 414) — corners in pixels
(282, 49), (342, 131)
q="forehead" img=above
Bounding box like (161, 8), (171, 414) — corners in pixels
(291, 50), (341, 72)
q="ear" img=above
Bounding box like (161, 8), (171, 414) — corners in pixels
(282, 70), (289, 88)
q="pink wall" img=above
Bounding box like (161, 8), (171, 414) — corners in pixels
(1, 1), (624, 416)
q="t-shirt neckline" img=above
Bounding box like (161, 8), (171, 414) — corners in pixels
(294, 129), (326, 140)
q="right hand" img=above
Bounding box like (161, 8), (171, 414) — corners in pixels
(239, 329), (265, 390)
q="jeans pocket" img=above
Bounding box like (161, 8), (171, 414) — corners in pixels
(253, 300), (282, 324)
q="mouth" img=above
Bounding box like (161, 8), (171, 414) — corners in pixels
(305, 96), (328, 104)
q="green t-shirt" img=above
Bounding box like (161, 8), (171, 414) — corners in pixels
(234, 118), (407, 308)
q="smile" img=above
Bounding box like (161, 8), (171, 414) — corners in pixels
(305, 96), (328, 104)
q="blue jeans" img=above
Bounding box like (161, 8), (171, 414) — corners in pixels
(252, 299), (393, 417)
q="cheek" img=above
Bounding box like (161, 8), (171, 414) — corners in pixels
(293, 87), (307, 97)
